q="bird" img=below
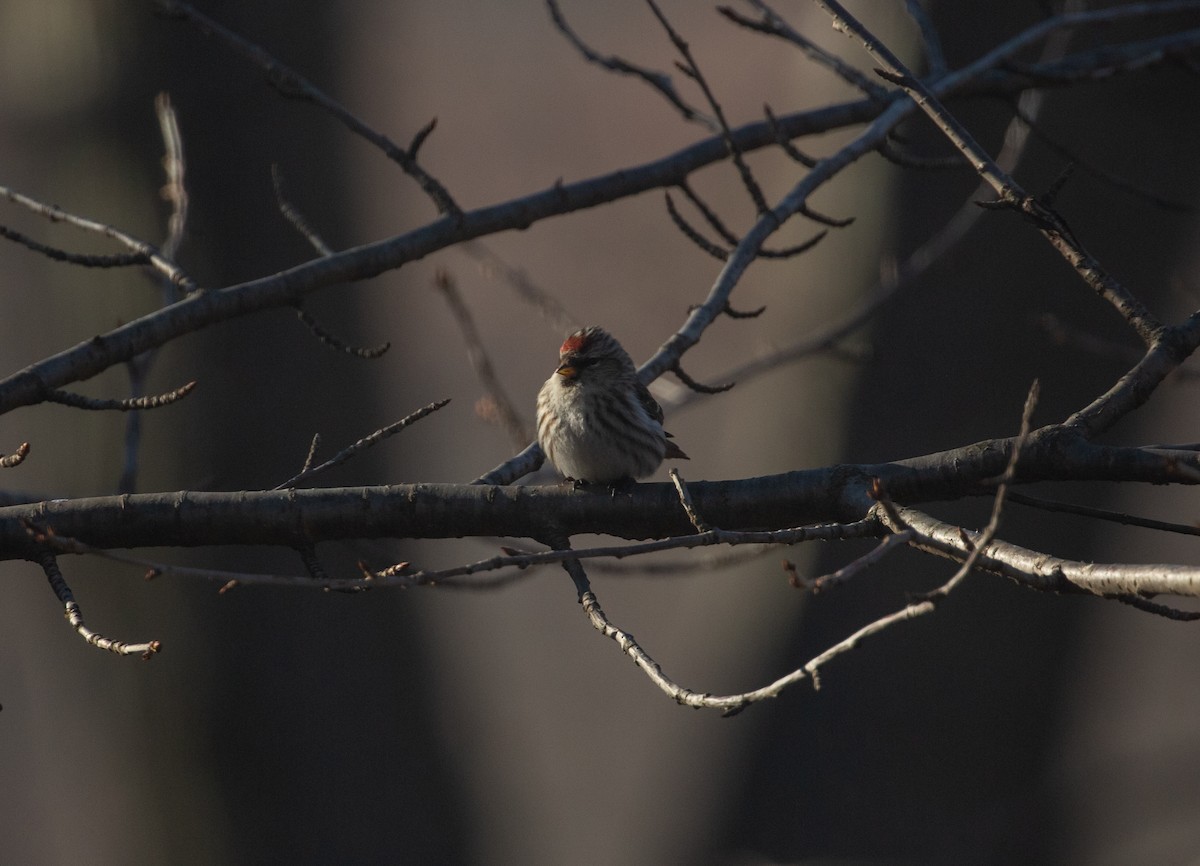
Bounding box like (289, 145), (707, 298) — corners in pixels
(536, 326), (688, 484)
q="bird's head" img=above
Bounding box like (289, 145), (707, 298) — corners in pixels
(555, 326), (632, 383)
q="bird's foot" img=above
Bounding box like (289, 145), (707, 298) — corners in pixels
(563, 477), (637, 494)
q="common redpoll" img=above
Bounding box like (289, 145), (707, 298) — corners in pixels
(536, 326), (688, 484)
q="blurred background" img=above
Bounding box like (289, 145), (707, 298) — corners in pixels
(1, 1), (1199, 863)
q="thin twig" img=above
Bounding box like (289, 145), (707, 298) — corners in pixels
(545, 0), (717, 130)
(761, 384), (1041, 702)
(670, 362), (734, 395)
(646, 0), (769, 213)
(722, 302), (766, 319)
(1107, 593), (1200, 621)
(155, 92), (189, 269)
(655, 37), (1065, 415)
(814, 0), (1164, 344)
(664, 191), (732, 261)
(272, 164), (333, 256)
(876, 137), (962, 170)
(902, 0), (947, 77)
(35, 550), (160, 658)
(669, 184), (838, 260)
(433, 270), (530, 449)
(297, 543), (334, 583)
(1001, 26), (1200, 83)
(1008, 98), (1196, 214)
(32, 515), (880, 594)
(763, 104), (818, 167)
(46, 380), (197, 411)
(300, 433), (321, 475)
(274, 398), (452, 489)
(921, 380), (1039, 600)
(0, 184), (196, 291)
(1006, 491), (1200, 537)
(156, 0), (461, 217)
(548, 523), (916, 713)
(270, 165), (394, 359)
(718, 1), (889, 99)
(812, 530), (914, 592)
(458, 241), (579, 334)
(294, 305), (391, 359)
(668, 468), (710, 532)
(364, 518), (881, 587)
(0, 226), (151, 267)
(121, 92), (194, 495)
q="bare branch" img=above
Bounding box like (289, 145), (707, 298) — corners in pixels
(545, 0), (716, 130)
(272, 164), (334, 257)
(1000, 26), (1200, 83)
(1108, 594), (1200, 622)
(271, 165), (392, 359)
(811, 530), (914, 592)
(119, 94), (194, 495)
(0, 184), (196, 291)
(902, 0), (947, 77)
(297, 543), (334, 583)
(884, 505), (1200, 599)
(274, 398), (452, 490)
(876, 136), (962, 170)
(458, 241), (579, 334)
(664, 190), (729, 261)
(763, 104), (818, 167)
(558, 522), (935, 713)
(1007, 491), (1200, 537)
(715, 387), (1041, 706)
(921, 380), (1039, 601)
(2, 26), (1182, 426)
(300, 434), (321, 475)
(0, 225), (152, 268)
(721, 302), (766, 320)
(155, 91), (189, 268)
(645, 0), (769, 213)
(407, 117), (439, 161)
(1064, 314), (1200, 438)
(668, 468), (710, 533)
(46, 380), (197, 411)
(434, 270), (531, 449)
(155, 0), (461, 217)
(670, 362), (734, 395)
(35, 550), (160, 659)
(1008, 98), (1197, 213)
(294, 305), (391, 359)
(718, 1), (889, 99)
(660, 84), (1048, 414)
(814, 0), (1166, 343)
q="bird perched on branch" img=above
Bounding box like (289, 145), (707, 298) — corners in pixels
(536, 326), (688, 484)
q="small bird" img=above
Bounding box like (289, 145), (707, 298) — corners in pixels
(536, 326), (688, 484)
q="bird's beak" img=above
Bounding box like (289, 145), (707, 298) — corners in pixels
(556, 362), (577, 380)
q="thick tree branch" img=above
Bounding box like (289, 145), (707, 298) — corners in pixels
(5, 432), (1200, 599)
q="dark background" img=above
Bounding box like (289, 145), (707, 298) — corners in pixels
(0, 2), (1198, 863)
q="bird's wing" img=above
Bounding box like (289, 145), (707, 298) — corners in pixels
(634, 380), (665, 426)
